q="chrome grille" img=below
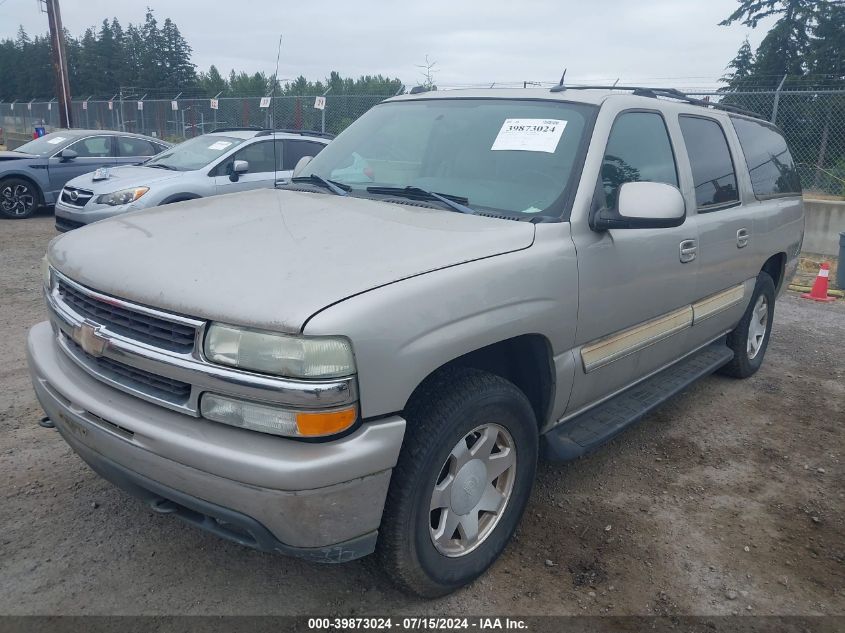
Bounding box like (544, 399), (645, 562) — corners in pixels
(60, 186), (94, 208)
(57, 280), (197, 353)
(66, 338), (191, 403)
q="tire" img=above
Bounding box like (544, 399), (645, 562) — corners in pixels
(377, 367), (538, 597)
(718, 272), (776, 379)
(0, 177), (41, 219)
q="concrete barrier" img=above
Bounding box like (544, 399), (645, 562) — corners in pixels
(802, 199), (845, 256)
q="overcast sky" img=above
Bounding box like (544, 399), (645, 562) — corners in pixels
(0, 0), (774, 90)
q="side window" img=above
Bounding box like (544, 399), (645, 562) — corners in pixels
(231, 141), (276, 174)
(601, 112), (678, 208)
(678, 116), (739, 209)
(731, 117), (801, 197)
(118, 137), (157, 157)
(283, 140), (326, 171)
(67, 136), (112, 157)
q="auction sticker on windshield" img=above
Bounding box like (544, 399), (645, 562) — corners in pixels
(208, 141), (232, 151)
(47, 136), (66, 144)
(491, 119), (567, 153)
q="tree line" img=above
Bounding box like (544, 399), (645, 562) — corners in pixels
(0, 8), (403, 101)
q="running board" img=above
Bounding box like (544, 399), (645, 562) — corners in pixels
(542, 340), (734, 462)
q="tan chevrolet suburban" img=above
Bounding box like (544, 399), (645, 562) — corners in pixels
(28, 85), (803, 596)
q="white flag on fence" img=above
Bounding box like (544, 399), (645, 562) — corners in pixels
(210, 98), (219, 110)
(48, 102), (51, 111)
(137, 101), (144, 111)
(171, 100), (178, 111)
(82, 101), (87, 110)
(108, 101), (113, 111)
(259, 96), (271, 108)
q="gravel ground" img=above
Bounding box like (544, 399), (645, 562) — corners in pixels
(1, 213), (843, 616)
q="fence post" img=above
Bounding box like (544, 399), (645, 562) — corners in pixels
(770, 74), (787, 124)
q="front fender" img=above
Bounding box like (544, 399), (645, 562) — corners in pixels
(303, 223), (579, 420)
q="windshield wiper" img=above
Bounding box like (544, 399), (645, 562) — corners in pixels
(146, 163), (177, 170)
(366, 186), (475, 215)
(291, 174), (349, 196)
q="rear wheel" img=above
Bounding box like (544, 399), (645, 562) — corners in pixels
(719, 272), (775, 378)
(0, 178), (41, 219)
(377, 367), (538, 597)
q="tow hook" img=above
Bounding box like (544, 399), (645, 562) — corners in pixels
(38, 416), (56, 429)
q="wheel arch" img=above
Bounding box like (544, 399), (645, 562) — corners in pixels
(761, 252), (786, 292)
(160, 193), (201, 205)
(0, 172), (45, 206)
(405, 334), (555, 430)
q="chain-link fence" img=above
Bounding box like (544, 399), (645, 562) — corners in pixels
(0, 94), (390, 144)
(2, 88), (845, 196)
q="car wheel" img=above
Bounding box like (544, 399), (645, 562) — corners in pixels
(0, 178), (41, 219)
(718, 272), (775, 379)
(377, 367), (538, 597)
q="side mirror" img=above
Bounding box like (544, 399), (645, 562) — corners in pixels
(292, 155), (313, 177)
(591, 181), (685, 230)
(229, 159), (249, 182)
(58, 148), (78, 162)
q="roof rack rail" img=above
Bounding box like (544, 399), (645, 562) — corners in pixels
(210, 126), (335, 139)
(557, 85), (763, 119)
(210, 126), (265, 133)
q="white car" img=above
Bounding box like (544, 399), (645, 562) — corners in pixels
(54, 128), (331, 231)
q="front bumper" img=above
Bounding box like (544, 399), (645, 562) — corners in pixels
(55, 199), (134, 229)
(27, 321), (406, 561)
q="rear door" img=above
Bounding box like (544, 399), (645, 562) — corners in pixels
(567, 108), (701, 414)
(212, 140), (280, 194)
(115, 136), (162, 166)
(47, 135), (116, 196)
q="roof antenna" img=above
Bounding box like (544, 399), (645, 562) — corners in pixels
(271, 34), (282, 187)
(550, 69), (567, 93)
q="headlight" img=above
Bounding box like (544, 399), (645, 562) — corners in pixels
(41, 255), (53, 291)
(200, 393), (357, 438)
(96, 187), (149, 206)
(204, 323), (355, 379)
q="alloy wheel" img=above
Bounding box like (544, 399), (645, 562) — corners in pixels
(1, 183), (36, 217)
(429, 423), (516, 557)
(747, 295), (769, 360)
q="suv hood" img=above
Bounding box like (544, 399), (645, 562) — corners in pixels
(49, 188), (535, 331)
(0, 150), (38, 161)
(69, 164), (184, 190)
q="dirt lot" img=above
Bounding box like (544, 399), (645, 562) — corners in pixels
(1, 212), (843, 617)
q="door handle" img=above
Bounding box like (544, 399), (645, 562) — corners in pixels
(736, 228), (750, 248)
(679, 239), (697, 263)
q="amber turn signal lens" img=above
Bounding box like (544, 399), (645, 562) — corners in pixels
(295, 407), (357, 437)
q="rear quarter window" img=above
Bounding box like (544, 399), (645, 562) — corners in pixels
(731, 117), (801, 198)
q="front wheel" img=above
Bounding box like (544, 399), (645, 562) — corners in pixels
(0, 178), (41, 219)
(377, 367), (538, 597)
(719, 272), (775, 378)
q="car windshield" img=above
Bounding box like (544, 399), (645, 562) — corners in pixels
(145, 135), (244, 171)
(299, 98), (594, 217)
(15, 133), (75, 156)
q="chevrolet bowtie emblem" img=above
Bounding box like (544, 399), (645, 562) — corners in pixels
(73, 321), (108, 357)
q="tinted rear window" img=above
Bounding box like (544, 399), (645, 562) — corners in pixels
(679, 116), (739, 209)
(731, 117), (801, 198)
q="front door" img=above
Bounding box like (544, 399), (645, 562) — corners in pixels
(566, 109), (701, 415)
(213, 140), (280, 195)
(47, 135), (116, 198)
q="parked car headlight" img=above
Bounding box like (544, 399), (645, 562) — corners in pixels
(95, 187), (149, 206)
(204, 323), (356, 379)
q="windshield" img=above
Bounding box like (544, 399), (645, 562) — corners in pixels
(145, 135), (244, 171)
(299, 99), (594, 217)
(15, 133), (74, 156)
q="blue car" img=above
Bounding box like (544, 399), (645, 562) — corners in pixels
(0, 130), (171, 219)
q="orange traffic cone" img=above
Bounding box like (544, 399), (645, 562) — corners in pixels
(801, 263), (836, 302)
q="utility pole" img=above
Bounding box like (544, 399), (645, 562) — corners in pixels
(44, 0), (73, 128)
